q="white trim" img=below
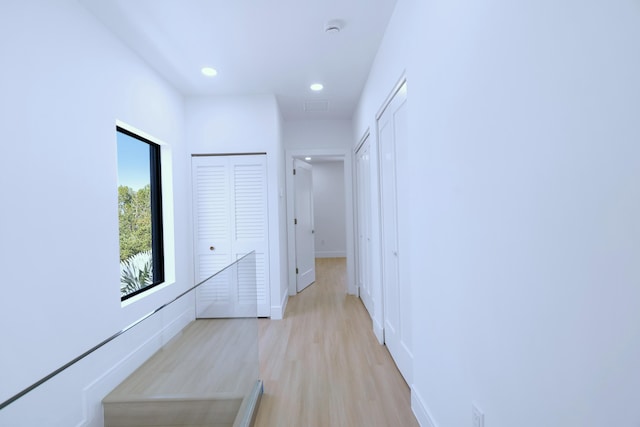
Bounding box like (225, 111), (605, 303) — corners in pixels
(285, 148), (356, 297)
(375, 72), (407, 120)
(411, 385), (437, 427)
(115, 119), (166, 146)
(315, 251), (346, 258)
(354, 128), (370, 153)
(353, 128), (373, 323)
(376, 73), (413, 384)
(373, 317), (384, 344)
(270, 290), (289, 320)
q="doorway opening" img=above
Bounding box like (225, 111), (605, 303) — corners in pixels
(285, 149), (355, 297)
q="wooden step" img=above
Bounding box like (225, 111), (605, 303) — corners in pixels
(103, 319), (260, 427)
(103, 397), (242, 427)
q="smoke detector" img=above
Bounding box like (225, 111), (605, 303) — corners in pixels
(325, 19), (344, 33)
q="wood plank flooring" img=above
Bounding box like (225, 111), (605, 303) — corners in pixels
(105, 319), (258, 400)
(103, 319), (260, 427)
(255, 258), (419, 427)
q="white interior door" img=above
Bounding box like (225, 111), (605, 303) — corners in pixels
(192, 155), (270, 317)
(355, 137), (374, 317)
(378, 82), (412, 382)
(294, 159), (316, 292)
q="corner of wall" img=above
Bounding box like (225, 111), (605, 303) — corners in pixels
(270, 289), (288, 320)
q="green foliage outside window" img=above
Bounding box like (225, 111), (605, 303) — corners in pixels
(118, 185), (152, 261)
(120, 250), (153, 296)
(118, 184), (154, 296)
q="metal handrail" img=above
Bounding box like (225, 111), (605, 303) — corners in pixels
(0, 251), (256, 410)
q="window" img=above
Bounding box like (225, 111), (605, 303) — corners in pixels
(116, 126), (164, 300)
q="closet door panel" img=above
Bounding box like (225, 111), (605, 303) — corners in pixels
(192, 155), (270, 318)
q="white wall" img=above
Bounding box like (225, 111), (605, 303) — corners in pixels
(359, 0), (640, 426)
(185, 95), (287, 319)
(0, 0), (192, 425)
(283, 119), (352, 150)
(312, 162), (346, 257)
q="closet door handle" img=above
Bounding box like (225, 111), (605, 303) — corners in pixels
(209, 246), (215, 251)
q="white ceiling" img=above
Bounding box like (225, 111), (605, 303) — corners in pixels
(80, 0), (398, 120)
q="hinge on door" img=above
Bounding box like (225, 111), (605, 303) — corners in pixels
(294, 218), (297, 225)
(293, 169), (296, 175)
(296, 268), (299, 274)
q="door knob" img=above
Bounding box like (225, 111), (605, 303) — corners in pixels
(209, 246), (215, 251)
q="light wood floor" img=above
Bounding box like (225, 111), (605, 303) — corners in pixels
(105, 319), (258, 400)
(255, 258), (419, 427)
(103, 319), (259, 427)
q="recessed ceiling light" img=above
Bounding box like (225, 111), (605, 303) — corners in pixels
(310, 83), (324, 91)
(305, 157), (312, 161)
(201, 67), (218, 77)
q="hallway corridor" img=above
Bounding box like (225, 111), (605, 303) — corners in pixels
(255, 258), (419, 427)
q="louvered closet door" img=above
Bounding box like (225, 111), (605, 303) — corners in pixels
(192, 156), (233, 317)
(231, 157), (269, 316)
(192, 155), (270, 318)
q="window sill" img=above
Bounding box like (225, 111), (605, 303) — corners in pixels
(121, 280), (174, 308)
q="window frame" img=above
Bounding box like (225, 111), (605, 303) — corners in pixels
(117, 126), (165, 301)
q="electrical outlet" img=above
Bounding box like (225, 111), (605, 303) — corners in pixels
(472, 404), (484, 427)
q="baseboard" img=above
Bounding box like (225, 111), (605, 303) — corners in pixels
(411, 385), (437, 427)
(315, 251), (346, 258)
(270, 291), (288, 320)
(79, 307), (194, 426)
(373, 317), (384, 345)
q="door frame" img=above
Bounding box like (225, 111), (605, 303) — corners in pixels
(353, 130), (373, 310)
(293, 159), (316, 292)
(285, 148), (355, 297)
(375, 74), (411, 381)
(353, 127), (386, 344)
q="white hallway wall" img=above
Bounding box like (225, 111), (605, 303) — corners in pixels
(0, 0), (193, 425)
(312, 161), (346, 258)
(357, 0), (640, 426)
(185, 95), (288, 319)
(283, 119), (353, 150)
